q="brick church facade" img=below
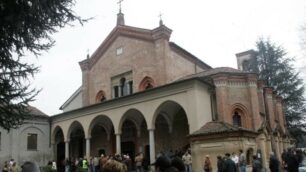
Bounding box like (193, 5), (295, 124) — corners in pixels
(49, 10), (292, 172)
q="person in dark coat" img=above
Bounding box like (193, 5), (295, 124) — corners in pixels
(222, 153), (237, 172)
(269, 152), (279, 172)
(286, 149), (299, 172)
(252, 155), (262, 172)
(216, 156), (223, 172)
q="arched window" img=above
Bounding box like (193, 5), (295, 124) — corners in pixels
(120, 77), (126, 96)
(139, 76), (155, 91)
(145, 83), (153, 89)
(96, 90), (106, 103)
(233, 111), (242, 127)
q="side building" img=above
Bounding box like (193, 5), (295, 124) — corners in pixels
(0, 107), (51, 169)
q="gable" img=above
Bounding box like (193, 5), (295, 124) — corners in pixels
(80, 25), (155, 71)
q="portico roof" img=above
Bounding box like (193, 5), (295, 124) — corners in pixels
(189, 121), (258, 139)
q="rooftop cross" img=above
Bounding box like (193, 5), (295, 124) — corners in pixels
(158, 12), (163, 26)
(86, 49), (90, 59)
(118, 0), (123, 13)
(158, 12), (163, 21)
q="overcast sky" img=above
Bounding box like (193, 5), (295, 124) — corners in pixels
(29, 0), (306, 115)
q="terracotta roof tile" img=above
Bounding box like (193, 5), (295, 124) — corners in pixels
(190, 121), (255, 136)
(179, 67), (250, 81)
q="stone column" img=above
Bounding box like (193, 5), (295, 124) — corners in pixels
(51, 142), (56, 160)
(118, 86), (122, 97)
(258, 135), (267, 169)
(65, 140), (70, 159)
(149, 129), (156, 164)
(116, 134), (121, 154)
(266, 137), (272, 159)
(126, 83), (130, 95)
(275, 137), (280, 160)
(279, 138), (284, 154)
(86, 138), (91, 159)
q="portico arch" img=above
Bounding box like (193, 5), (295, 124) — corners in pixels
(88, 115), (115, 156)
(153, 100), (190, 156)
(67, 121), (86, 159)
(52, 126), (65, 163)
(52, 126), (65, 144)
(118, 108), (148, 165)
(118, 108), (146, 134)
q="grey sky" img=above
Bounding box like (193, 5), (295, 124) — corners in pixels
(30, 0), (306, 115)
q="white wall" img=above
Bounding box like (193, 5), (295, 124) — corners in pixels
(0, 117), (51, 169)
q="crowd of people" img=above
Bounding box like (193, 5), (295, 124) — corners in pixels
(1, 148), (305, 172)
(1, 159), (18, 172)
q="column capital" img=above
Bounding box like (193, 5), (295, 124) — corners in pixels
(148, 128), (155, 131)
(115, 133), (122, 136)
(65, 139), (70, 143)
(86, 137), (91, 140)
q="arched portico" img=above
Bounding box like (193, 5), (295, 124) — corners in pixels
(67, 121), (86, 159)
(88, 115), (115, 156)
(118, 108), (148, 166)
(152, 100), (190, 158)
(52, 126), (65, 162)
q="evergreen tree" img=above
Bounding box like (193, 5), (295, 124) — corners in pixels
(247, 39), (306, 141)
(0, 0), (86, 130)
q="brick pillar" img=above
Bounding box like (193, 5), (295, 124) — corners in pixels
(214, 76), (228, 121)
(276, 96), (285, 132)
(248, 75), (261, 130)
(264, 87), (276, 129)
(79, 59), (90, 106)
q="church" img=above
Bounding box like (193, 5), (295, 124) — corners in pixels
(50, 9), (292, 171)
(0, 8), (292, 172)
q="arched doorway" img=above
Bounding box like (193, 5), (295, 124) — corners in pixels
(121, 120), (137, 160)
(53, 127), (65, 163)
(119, 109), (148, 169)
(89, 115), (115, 156)
(154, 101), (189, 157)
(68, 121), (85, 159)
(246, 148), (254, 165)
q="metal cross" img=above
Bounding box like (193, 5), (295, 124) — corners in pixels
(158, 12), (163, 21)
(118, 0), (124, 12)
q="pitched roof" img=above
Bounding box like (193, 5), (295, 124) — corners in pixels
(28, 106), (48, 117)
(190, 121), (256, 137)
(60, 86), (82, 110)
(179, 67), (251, 81)
(169, 42), (212, 69)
